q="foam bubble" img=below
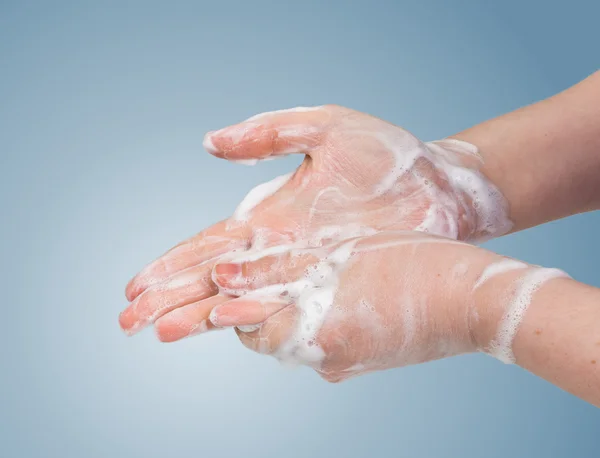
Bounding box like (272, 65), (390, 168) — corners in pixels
(245, 106), (324, 122)
(474, 259), (528, 289)
(488, 267), (568, 363)
(232, 172), (293, 221)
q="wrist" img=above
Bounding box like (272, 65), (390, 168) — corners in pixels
(426, 244), (509, 356)
(470, 262), (568, 362)
(470, 265), (525, 353)
(425, 139), (513, 243)
(451, 70), (600, 233)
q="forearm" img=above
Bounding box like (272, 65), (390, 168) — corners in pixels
(476, 273), (600, 407)
(452, 70), (600, 233)
(513, 277), (600, 407)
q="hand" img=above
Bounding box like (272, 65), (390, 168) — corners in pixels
(120, 105), (511, 338)
(208, 231), (565, 382)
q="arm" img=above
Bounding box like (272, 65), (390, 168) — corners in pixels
(208, 232), (599, 407)
(453, 70), (600, 232)
(121, 79), (600, 398)
(121, 105), (516, 336)
(476, 273), (600, 406)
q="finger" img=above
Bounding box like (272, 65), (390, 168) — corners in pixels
(120, 261), (217, 336)
(125, 220), (250, 302)
(154, 295), (229, 342)
(212, 247), (318, 293)
(209, 296), (291, 328)
(202, 106), (332, 162)
(235, 305), (297, 355)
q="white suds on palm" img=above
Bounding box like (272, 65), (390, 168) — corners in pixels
(232, 172), (293, 221)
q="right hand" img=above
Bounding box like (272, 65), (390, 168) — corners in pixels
(207, 231), (565, 381)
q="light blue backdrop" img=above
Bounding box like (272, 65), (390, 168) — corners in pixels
(1, 1), (599, 457)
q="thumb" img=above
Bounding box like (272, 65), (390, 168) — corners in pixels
(235, 305), (298, 356)
(203, 106), (332, 164)
(211, 245), (317, 295)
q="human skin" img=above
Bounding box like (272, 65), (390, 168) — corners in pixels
(120, 71), (599, 339)
(454, 70), (600, 231)
(119, 71), (600, 404)
(475, 272), (600, 407)
(207, 231), (600, 407)
(120, 107), (513, 336)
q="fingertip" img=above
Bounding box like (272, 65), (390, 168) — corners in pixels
(320, 373), (345, 384)
(209, 301), (247, 327)
(203, 131), (219, 155)
(235, 327), (271, 355)
(154, 317), (181, 342)
(125, 279), (139, 302)
(208, 306), (221, 327)
(125, 267), (159, 303)
(119, 307), (141, 336)
(118, 308), (132, 330)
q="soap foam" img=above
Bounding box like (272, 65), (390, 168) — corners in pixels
(245, 106), (324, 122)
(231, 158), (259, 166)
(232, 172), (293, 221)
(218, 232), (569, 372)
(474, 259), (528, 289)
(208, 108), (521, 371)
(425, 139), (513, 241)
(214, 238), (358, 366)
(209, 106), (513, 243)
(216, 234), (468, 369)
(267, 240), (357, 366)
(488, 267), (568, 363)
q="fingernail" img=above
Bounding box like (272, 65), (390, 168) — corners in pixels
(119, 307), (137, 333)
(209, 305), (243, 327)
(119, 310), (144, 337)
(213, 263), (242, 285)
(202, 132), (218, 153)
(208, 306), (226, 327)
(209, 304), (250, 327)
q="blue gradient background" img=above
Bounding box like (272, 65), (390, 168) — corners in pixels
(1, 1), (599, 457)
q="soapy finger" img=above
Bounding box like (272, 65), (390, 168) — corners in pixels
(125, 220), (250, 301)
(209, 296), (291, 328)
(202, 106), (332, 163)
(212, 248), (317, 293)
(235, 305), (297, 356)
(120, 261), (218, 335)
(154, 295), (229, 342)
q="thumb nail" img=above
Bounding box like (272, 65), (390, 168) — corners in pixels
(213, 263), (243, 286)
